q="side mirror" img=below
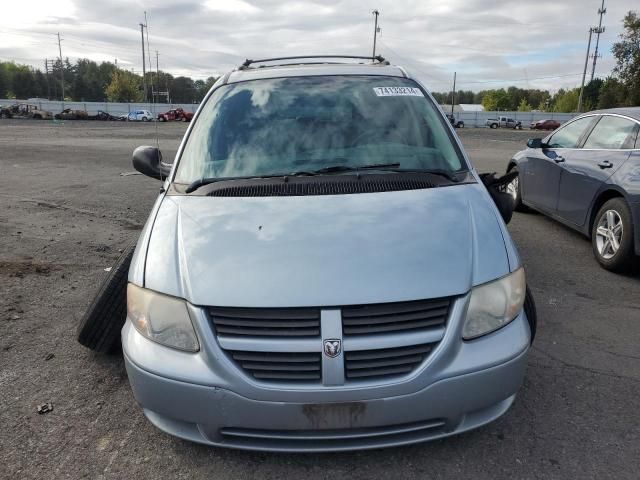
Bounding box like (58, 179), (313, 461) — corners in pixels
(132, 146), (171, 180)
(527, 138), (546, 149)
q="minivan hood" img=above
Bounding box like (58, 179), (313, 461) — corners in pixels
(144, 184), (511, 307)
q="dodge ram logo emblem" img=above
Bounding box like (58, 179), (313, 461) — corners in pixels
(323, 339), (341, 358)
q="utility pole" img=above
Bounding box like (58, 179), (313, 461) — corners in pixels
(145, 11), (153, 102)
(57, 32), (65, 101)
(139, 22), (147, 101)
(155, 50), (160, 102)
(577, 28), (594, 113)
(590, 0), (606, 81)
(44, 59), (51, 100)
(451, 72), (456, 117)
(371, 10), (380, 59)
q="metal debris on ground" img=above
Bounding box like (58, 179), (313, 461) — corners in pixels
(37, 402), (54, 414)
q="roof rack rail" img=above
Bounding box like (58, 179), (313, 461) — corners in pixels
(239, 55), (387, 70)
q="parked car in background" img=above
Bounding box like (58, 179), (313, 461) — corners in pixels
(446, 113), (464, 128)
(8, 103), (53, 120)
(0, 106), (12, 118)
(127, 110), (154, 122)
(507, 108), (640, 271)
(530, 119), (561, 130)
(55, 108), (89, 120)
(157, 107), (193, 122)
(87, 110), (122, 121)
(109, 56), (536, 451)
(486, 116), (522, 129)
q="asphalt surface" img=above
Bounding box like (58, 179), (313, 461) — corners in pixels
(0, 121), (638, 479)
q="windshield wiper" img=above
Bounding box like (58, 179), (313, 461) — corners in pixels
(289, 162), (401, 176)
(383, 168), (462, 183)
(185, 163), (402, 193)
(185, 174), (283, 193)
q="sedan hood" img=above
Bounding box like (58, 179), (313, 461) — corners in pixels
(144, 184), (511, 307)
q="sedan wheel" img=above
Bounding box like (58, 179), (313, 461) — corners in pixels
(595, 210), (623, 260)
(592, 198), (635, 272)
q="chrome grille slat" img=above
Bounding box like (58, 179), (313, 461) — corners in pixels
(346, 354), (424, 369)
(215, 326), (320, 336)
(346, 365), (415, 378)
(342, 298), (450, 337)
(345, 344), (432, 361)
(343, 318), (445, 335)
(342, 301), (450, 318)
(229, 350), (322, 382)
(210, 306), (320, 338)
(345, 344), (436, 380)
(342, 308), (448, 325)
(231, 352), (320, 362)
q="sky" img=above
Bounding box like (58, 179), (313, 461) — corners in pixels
(0, 0), (633, 93)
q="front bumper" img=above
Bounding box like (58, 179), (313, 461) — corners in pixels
(122, 302), (531, 452)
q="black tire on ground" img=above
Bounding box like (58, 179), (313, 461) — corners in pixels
(591, 198), (636, 272)
(507, 165), (528, 212)
(142, 116), (148, 122)
(490, 123), (498, 129)
(524, 286), (537, 343)
(77, 244), (135, 353)
(33, 114), (42, 119)
(158, 116), (165, 122)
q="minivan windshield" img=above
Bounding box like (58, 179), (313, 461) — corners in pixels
(174, 75), (466, 184)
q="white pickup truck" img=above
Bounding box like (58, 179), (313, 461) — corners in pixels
(486, 116), (522, 129)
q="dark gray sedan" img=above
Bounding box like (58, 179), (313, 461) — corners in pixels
(508, 108), (640, 272)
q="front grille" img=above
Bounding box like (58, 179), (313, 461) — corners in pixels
(345, 344), (436, 379)
(218, 419), (446, 451)
(228, 351), (322, 382)
(210, 297), (452, 386)
(210, 307), (320, 337)
(341, 298), (450, 336)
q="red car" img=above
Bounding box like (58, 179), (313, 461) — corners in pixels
(157, 107), (193, 122)
(530, 119), (560, 130)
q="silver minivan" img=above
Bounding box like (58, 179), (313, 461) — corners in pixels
(123, 56), (534, 451)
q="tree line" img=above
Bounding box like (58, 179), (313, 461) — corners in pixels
(0, 58), (218, 104)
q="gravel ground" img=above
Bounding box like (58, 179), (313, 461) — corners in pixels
(0, 121), (639, 480)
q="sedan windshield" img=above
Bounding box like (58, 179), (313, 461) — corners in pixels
(174, 75), (466, 183)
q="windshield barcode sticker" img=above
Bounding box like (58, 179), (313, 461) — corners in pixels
(373, 86), (423, 97)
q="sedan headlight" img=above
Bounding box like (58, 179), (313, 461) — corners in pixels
(127, 284), (199, 352)
(462, 268), (526, 340)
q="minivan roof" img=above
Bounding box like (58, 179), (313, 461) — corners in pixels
(227, 62), (408, 84)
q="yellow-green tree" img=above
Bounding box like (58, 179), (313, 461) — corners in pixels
(517, 98), (532, 111)
(105, 70), (142, 102)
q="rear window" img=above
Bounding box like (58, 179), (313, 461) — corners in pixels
(174, 75), (466, 183)
(583, 116), (639, 150)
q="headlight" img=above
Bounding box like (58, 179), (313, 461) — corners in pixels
(462, 268), (526, 340)
(127, 284), (199, 352)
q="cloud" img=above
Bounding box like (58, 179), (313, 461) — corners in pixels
(0, 0), (629, 92)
